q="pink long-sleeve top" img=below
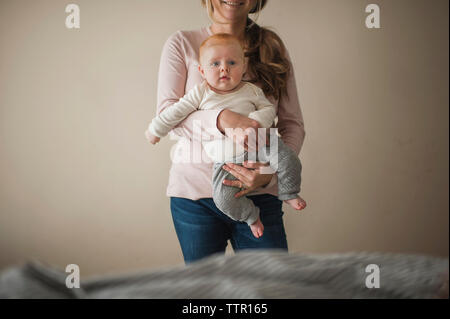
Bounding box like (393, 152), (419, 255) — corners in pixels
(156, 26), (305, 200)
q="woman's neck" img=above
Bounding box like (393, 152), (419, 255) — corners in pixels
(210, 19), (247, 41)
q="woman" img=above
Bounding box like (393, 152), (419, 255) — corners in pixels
(151, 0), (305, 264)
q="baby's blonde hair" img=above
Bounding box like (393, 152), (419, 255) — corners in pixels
(199, 33), (245, 64)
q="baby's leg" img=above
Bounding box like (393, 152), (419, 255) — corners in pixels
(212, 162), (264, 238)
(258, 135), (306, 210)
(284, 197), (307, 210)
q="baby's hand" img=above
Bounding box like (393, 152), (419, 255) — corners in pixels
(145, 129), (160, 145)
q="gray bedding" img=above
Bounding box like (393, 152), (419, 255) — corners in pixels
(0, 250), (448, 299)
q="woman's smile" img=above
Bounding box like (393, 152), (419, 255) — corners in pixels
(220, 1), (245, 9)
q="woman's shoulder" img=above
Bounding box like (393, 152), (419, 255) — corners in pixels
(165, 26), (210, 48)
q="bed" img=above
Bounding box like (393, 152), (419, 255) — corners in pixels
(0, 250), (448, 299)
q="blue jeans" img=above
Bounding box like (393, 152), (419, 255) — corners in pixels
(170, 194), (288, 264)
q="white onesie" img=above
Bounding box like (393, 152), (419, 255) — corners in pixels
(148, 81), (276, 163)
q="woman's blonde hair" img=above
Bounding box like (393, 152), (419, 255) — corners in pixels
(200, 0), (290, 100)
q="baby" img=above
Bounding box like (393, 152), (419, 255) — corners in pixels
(145, 33), (306, 238)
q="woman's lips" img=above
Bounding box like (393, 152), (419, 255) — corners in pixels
(221, 1), (244, 8)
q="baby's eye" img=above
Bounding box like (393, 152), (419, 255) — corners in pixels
(228, 60), (236, 66)
(210, 61), (220, 67)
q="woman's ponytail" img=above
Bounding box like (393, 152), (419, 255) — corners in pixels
(244, 18), (290, 101)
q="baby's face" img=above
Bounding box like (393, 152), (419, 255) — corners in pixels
(199, 42), (246, 93)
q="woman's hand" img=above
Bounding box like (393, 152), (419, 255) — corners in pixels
(222, 161), (275, 198)
(217, 109), (269, 151)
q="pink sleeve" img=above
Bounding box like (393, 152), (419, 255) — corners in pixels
(276, 50), (306, 155)
(156, 32), (225, 141)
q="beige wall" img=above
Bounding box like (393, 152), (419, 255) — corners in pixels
(0, 0), (448, 277)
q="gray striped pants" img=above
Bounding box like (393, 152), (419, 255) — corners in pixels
(212, 136), (302, 226)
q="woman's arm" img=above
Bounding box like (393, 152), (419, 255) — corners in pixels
(217, 109), (266, 151)
(156, 31), (225, 142)
(276, 51), (306, 155)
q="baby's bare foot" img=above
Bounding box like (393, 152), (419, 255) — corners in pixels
(250, 218), (264, 238)
(285, 196), (307, 210)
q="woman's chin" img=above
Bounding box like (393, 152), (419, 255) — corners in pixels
(216, 13), (247, 23)
(217, 3), (249, 20)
